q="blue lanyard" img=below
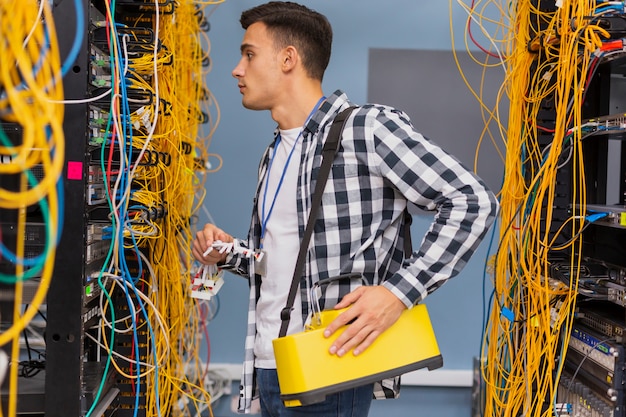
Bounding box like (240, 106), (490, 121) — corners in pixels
(260, 96), (325, 247)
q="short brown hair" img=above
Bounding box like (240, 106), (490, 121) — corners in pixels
(240, 1), (332, 81)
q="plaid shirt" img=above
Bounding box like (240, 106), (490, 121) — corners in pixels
(221, 90), (499, 413)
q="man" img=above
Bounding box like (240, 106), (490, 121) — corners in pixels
(191, 2), (499, 416)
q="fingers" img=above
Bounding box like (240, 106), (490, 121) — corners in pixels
(332, 287), (362, 309)
(323, 286), (406, 357)
(328, 313), (382, 357)
(192, 224), (233, 265)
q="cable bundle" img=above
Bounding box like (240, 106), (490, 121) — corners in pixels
(0, 1), (66, 416)
(0, 1), (64, 282)
(463, 1), (615, 416)
(87, 1), (224, 416)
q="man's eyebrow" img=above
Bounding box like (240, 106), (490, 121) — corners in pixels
(240, 43), (255, 53)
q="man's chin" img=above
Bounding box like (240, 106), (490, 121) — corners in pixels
(241, 100), (265, 111)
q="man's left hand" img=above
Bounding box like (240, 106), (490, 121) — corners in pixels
(323, 286), (407, 357)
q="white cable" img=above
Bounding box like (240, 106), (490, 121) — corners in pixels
(47, 88), (112, 104)
(455, 0), (508, 75)
(23, 0), (45, 47)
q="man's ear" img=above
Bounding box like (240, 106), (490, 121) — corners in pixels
(281, 46), (298, 71)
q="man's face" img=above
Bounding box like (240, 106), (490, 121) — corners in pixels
(232, 22), (282, 111)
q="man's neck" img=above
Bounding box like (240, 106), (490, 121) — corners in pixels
(271, 84), (325, 130)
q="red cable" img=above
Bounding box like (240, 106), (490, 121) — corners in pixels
(466, 0), (502, 59)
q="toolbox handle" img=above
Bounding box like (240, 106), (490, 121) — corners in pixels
(309, 273), (366, 327)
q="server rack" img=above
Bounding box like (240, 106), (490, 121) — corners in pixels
(0, 1), (213, 415)
(544, 7), (626, 417)
(45, 2), (97, 416)
(480, 2), (626, 416)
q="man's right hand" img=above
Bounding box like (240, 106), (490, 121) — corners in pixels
(192, 223), (234, 265)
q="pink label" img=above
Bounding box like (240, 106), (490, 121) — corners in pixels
(67, 161), (83, 180)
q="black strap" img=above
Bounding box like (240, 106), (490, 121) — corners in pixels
(403, 210), (413, 255)
(279, 106), (355, 338)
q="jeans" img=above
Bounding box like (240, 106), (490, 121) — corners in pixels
(256, 368), (374, 417)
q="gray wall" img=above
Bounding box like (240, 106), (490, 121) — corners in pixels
(368, 48), (505, 193)
(200, 1), (503, 416)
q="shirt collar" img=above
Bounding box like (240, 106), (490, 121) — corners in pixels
(271, 90), (353, 141)
(306, 90), (351, 135)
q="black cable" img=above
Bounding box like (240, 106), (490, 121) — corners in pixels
(19, 360), (45, 378)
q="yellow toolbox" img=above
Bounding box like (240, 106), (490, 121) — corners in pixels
(272, 303), (443, 407)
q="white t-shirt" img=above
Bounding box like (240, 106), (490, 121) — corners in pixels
(254, 127), (304, 368)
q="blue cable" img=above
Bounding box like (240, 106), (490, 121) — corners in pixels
(60, 0), (85, 78)
(115, 62), (142, 417)
(111, 17), (148, 416)
(93, 16), (141, 417)
(85, 271), (116, 417)
(119, 274), (142, 417)
(96, 3), (163, 413)
(585, 211), (609, 223)
(129, 278), (161, 417)
(594, 4), (624, 14)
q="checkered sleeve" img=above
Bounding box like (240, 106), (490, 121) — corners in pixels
(366, 106), (499, 306)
